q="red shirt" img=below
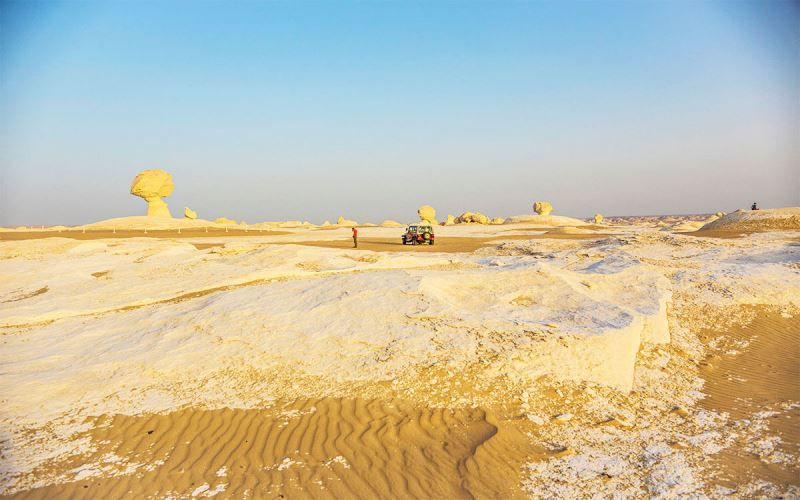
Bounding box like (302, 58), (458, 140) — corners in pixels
(352, 228), (358, 236)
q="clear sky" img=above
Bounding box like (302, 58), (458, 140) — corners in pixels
(1, 0), (798, 225)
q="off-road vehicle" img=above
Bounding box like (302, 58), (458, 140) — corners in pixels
(402, 224), (435, 245)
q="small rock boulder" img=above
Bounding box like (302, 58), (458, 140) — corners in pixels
(594, 213), (604, 224)
(533, 201), (553, 216)
(184, 207), (197, 219)
(455, 212), (489, 224)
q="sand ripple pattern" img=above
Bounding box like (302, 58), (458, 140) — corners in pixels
(16, 398), (538, 499)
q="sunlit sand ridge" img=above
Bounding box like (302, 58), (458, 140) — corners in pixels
(1, 207), (799, 497)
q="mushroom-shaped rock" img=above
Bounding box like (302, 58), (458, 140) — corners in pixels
(444, 214), (455, 226)
(215, 217), (236, 225)
(594, 213), (604, 224)
(533, 201), (553, 216)
(418, 205), (437, 225)
(184, 207), (197, 219)
(130, 169), (174, 217)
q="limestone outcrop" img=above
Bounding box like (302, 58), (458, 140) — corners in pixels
(184, 207), (197, 219)
(215, 217), (236, 225)
(533, 201), (553, 216)
(491, 217), (505, 225)
(444, 215), (455, 226)
(700, 207), (800, 232)
(594, 213), (604, 224)
(455, 212), (489, 224)
(381, 220), (404, 228)
(417, 205), (437, 225)
(337, 216), (358, 226)
(130, 170), (174, 217)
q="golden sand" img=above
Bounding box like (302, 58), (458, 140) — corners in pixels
(16, 398), (545, 499)
(699, 309), (800, 488)
(295, 234), (607, 253)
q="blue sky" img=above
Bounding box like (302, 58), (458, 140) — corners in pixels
(1, 0), (798, 225)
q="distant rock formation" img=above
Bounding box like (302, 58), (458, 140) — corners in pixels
(533, 201), (553, 216)
(130, 169), (174, 217)
(337, 216), (358, 226)
(455, 212), (489, 224)
(491, 217), (505, 225)
(215, 217), (236, 225)
(700, 207), (800, 232)
(184, 207), (197, 219)
(321, 220), (331, 227)
(417, 205), (437, 225)
(380, 220), (404, 228)
(594, 213), (604, 224)
(444, 215), (455, 226)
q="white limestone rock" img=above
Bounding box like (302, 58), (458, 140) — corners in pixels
(130, 169), (174, 218)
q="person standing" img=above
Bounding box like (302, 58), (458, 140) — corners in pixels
(751, 202), (758, 210)
(352, 227), (358, 248)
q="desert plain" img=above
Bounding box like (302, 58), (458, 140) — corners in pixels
(1, 206), (799, 498)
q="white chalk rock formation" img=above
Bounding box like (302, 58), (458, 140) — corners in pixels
(184, 207), (197, 219)
(533, 201), (553, 216)
(130, 170), (174, 217)
(700, 207), (800, 232)
(444, 215), (455, 226)
(321, 220), (331, 227)
(491, 217), (505, 225)
(381, 220), (404, 228)
(215, 217), (236, 225)
(417, 205), (437, 225)
(594, 213), (604, 224)
(455, 212), (489, 224)
(337, 216), (358, 226)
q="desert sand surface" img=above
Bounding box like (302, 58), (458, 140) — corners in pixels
(1, 211), (799, 498)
